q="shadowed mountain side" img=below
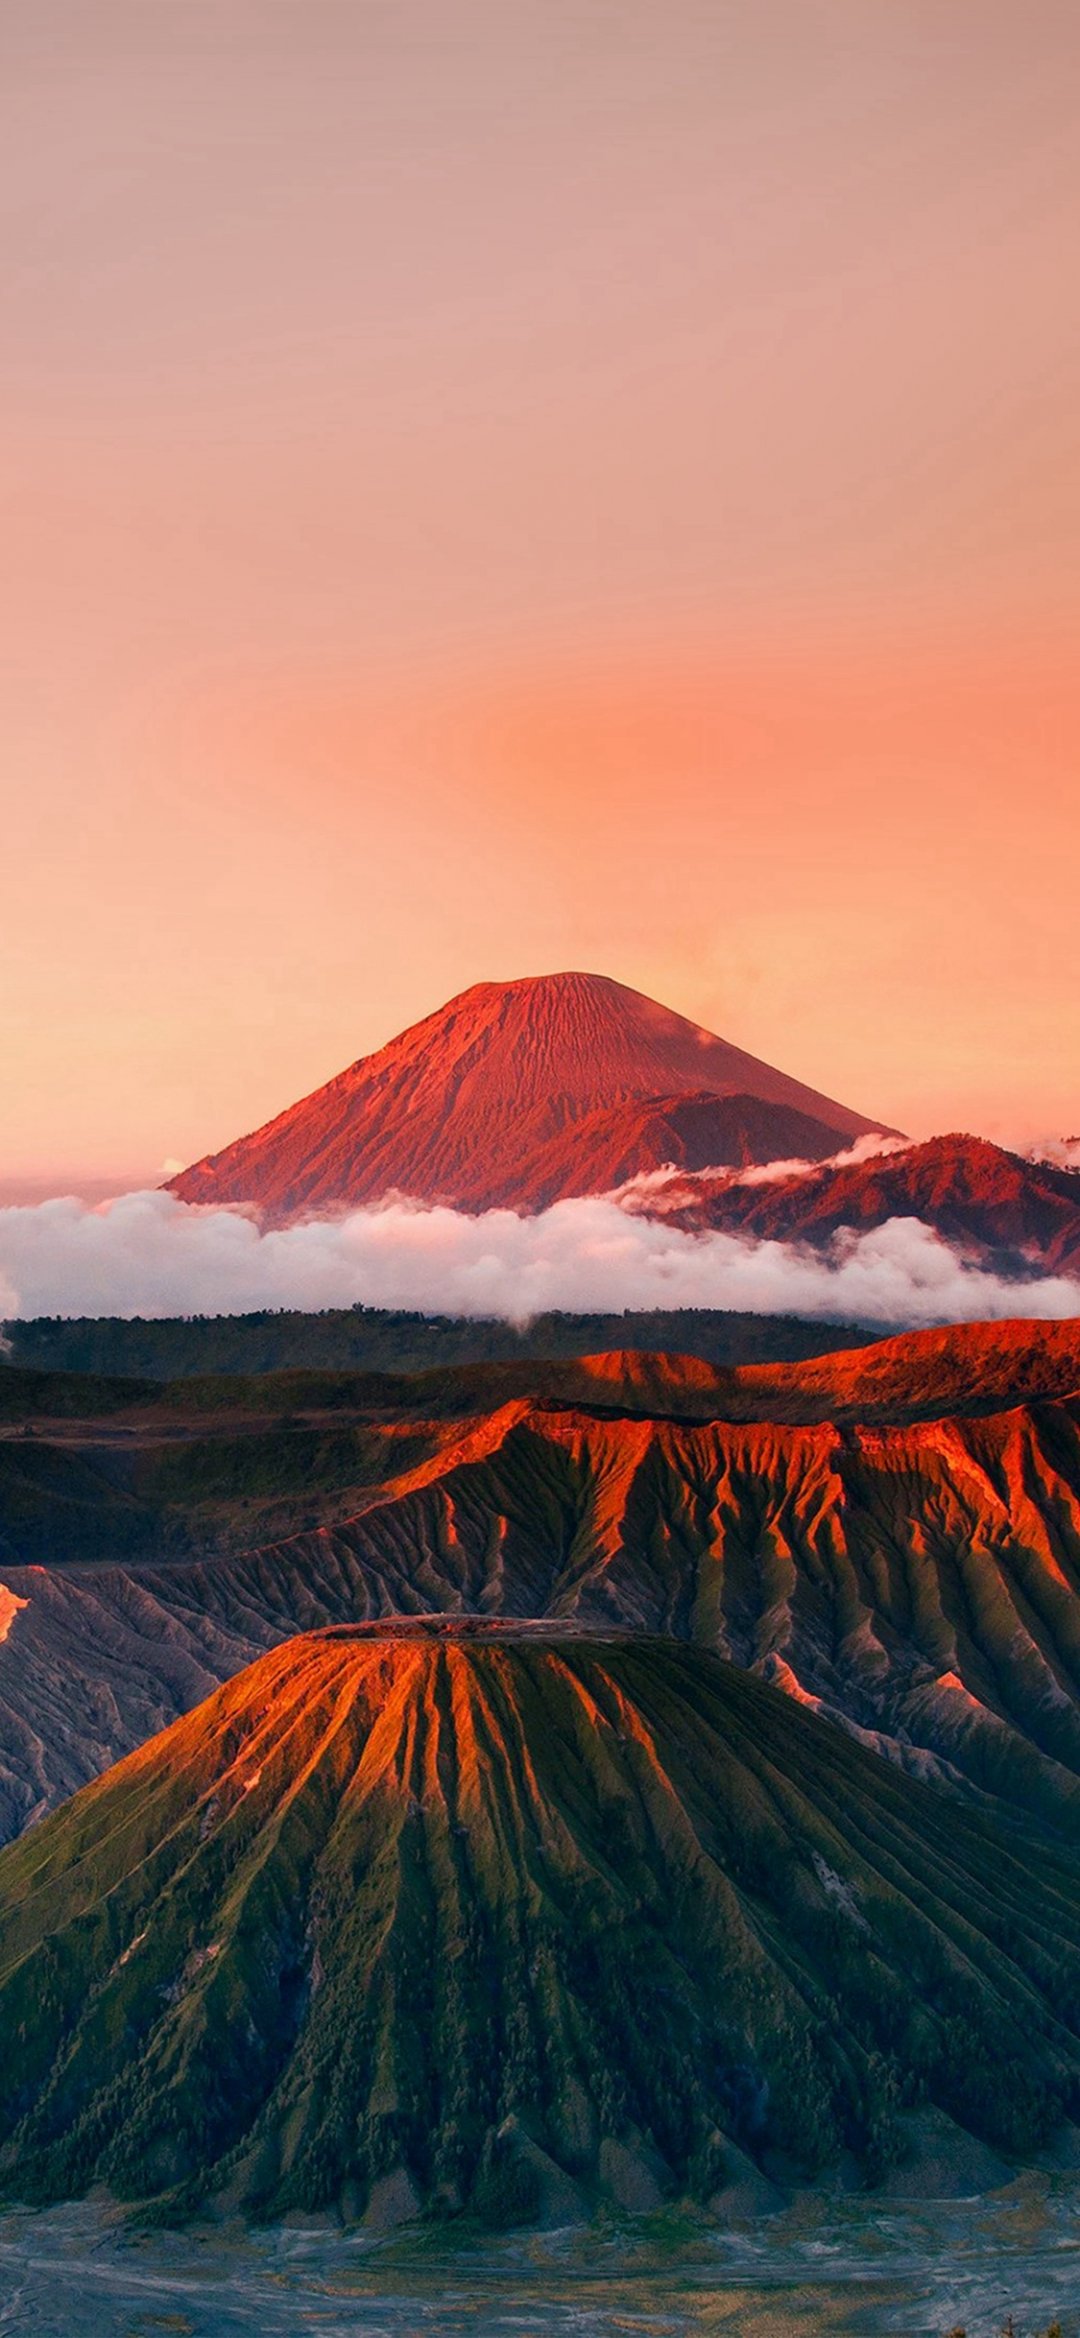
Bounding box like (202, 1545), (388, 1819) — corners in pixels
(458, 1090), (860, 1211)
(3, 1376), (1080, 1841)
(167, 972), (890, 1219)
(0, 1628), (1077, 2224)
(635, 1133), (1080, 1278)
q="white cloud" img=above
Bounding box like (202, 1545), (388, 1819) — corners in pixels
(0, 1188), (1077, 1332)
(613, 1130), (912, 1209)
(1025, 1137), (1080, 1172)
(0, 1263), (17, 1350)
(730, 1131), (913, 1184)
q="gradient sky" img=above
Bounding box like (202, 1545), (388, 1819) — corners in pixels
(4, 2), (1079, 1187)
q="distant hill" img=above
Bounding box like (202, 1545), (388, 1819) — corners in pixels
(1, 1304), (879, 1382)
(167, 971), (892, 1218)
(631, 1132), (1080, 1278)
(5, 1315), (1080, 1432)
(0, 1623), (1076, 2222)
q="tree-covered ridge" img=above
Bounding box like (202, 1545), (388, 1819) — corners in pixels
(2, 1304), (877, 1382)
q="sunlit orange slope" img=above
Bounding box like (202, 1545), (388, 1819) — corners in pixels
(5, 1316), (1080, 1843)
(168, 971), (893, 1219)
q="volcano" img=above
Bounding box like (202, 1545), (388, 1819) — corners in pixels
(167, 971), (893, 1219)
(1, 1621), (1077, 2223)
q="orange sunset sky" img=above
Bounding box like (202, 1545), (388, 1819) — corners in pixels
(4, 3), (1079, 1190)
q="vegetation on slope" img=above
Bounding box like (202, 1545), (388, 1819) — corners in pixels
(0, 1627), (1077, 2225)
(5, 1317), (1079, 1427)
(1, 1304), (879, 1382)
(0, 1406), (440, 1565)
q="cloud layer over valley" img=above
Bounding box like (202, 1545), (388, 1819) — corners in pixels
(1, 1188), (1078, 1331)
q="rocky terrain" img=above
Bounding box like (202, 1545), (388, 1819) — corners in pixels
(1, 1323), (1080, 1843)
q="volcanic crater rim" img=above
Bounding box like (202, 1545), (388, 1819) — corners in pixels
(309, 1614), (643, 1645)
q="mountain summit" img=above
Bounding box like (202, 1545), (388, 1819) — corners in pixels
(168, 972), (893, 1219)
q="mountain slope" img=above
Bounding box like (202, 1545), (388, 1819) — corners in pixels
(167, 972), (891, 1218)
(632, 1133), (1080, 1277)
(4, 1324), (1080, 1841)
(477, 1090), (860, 1211)
(0, 1624), (1077, 2222)
(197, 1393), (1080, 1826)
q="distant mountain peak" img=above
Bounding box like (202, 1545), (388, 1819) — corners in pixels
(168, 970), (894, 1220)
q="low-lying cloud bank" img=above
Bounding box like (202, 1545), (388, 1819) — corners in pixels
(614, 1131), (912, 1208)
(1, 1189), (1079, 1331)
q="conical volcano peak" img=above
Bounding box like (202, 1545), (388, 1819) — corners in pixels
(1, 1626), (1077, 2223)
(417, 969), (783, 1099)
(371, 967), (787, 1115)
(431, 966), (724, 1047)
(169, 969), (893, 1219)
